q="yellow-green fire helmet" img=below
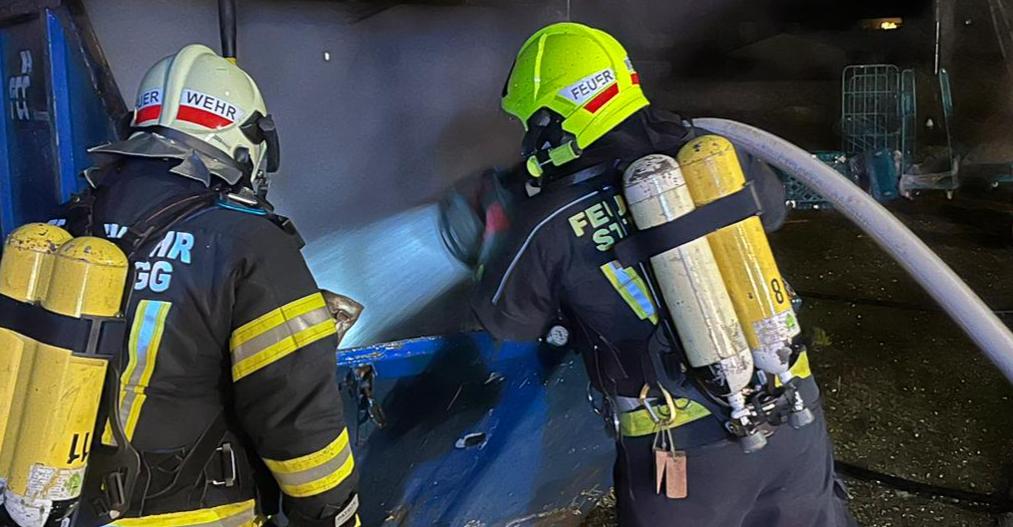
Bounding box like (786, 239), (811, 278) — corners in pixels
(502, 22), (649, 177)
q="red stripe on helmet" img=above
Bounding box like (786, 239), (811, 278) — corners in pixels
(177, 105), (233, 129)
(135, 105), (162, 123)
(584, 83), (620, 114)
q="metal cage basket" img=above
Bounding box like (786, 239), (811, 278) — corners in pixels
(841, 64), (903, 156)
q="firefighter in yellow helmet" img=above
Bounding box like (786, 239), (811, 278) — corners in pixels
(471, 22), (857, 527)
(24, 44), (360, 527)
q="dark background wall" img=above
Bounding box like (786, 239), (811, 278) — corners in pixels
(84, 0), (980, 346)
(86, 0), (938, 238)
(87, 0), (569, 240)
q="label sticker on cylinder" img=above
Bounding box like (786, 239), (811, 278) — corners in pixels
(3, 489), (53, 526)
(752, 310), (800, 350)
(26, 464), (84, 500)
(624, 154), (689, 204)
(784, 310), (801, 338)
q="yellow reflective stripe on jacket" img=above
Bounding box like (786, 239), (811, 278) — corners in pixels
(230, 292), (336, 381)
(263, 428), (356, 498)
(620, 351), (814, 437)
(102, 300), (172, 445)
(600, 260), (659, 324)
(619, 398), (713, 437)
(103, 499), (258, 527)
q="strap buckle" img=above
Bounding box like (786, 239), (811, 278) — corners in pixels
(639, 384), (679, 426)
(211, 442), (237, 487)
(98, 470), (128, 519)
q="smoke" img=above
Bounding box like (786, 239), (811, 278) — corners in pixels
(303, 203), (472, 348)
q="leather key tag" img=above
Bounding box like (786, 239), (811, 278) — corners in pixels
(654, 448), (688, 499)
(665, 450), (688, 499)
(654, 447), (668, 495)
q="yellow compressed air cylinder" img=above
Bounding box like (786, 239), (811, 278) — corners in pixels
(0, 224), (73, 494)
(623, 154), (753, 394)
(2, 236), (127, 525)
(0, 223), (73, 303)
(0, 333), (27, 479)
(43, 236), (128, 318)
(5, 347), (109, 523)
(677, 135), (801, 377)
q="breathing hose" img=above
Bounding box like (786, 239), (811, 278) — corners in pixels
(834, 461), (1013, 513)
(693, 118), (1013, 384)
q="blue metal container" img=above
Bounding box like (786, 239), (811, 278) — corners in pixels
(0, 1), (123, 237)
(338, 333), (613, 525)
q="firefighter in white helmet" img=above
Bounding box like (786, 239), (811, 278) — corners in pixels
(43, 44), (360, 527)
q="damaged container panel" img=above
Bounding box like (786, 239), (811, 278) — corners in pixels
(339, 333), (613, 526)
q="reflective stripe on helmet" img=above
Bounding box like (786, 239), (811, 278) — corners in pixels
(134, 88), (163, 125)
(177, 89), (244, 129)
(584, 83), (620, 114)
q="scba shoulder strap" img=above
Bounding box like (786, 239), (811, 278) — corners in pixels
(65, 184), (302, 249)
(118, 193), (218, 258)
(612, 181), (765, 268)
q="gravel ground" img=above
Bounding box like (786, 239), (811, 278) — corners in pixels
(582, 193), (1013, 527)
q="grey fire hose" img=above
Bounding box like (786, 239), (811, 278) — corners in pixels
(694, 118), (1013, 384)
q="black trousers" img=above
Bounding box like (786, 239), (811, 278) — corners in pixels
(614, 409), (858, 527)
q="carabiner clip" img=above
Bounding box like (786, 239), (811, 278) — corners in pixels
(639, 384), (679, 426)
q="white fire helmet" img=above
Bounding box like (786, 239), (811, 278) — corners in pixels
(128, 44), (279, 185)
